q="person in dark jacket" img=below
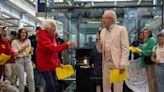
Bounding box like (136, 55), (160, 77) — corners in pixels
(89, 31), (102, 77)
(56, 35), (65, 64)
(28, 27), (45, 92)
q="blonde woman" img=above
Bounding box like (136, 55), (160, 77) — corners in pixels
(12, 28), (34, 92)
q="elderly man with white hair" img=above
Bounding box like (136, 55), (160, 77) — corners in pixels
(36, 19), (77, 92)
(96, 10), (129, 92)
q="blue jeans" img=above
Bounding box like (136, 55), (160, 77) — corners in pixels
(154, 64), (164, 92)
(41, 71), (58, 92)
(34, 68), (45, 88)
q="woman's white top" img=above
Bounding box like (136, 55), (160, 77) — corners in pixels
(11, 39), (31, 58)
(152, 44), (164, 63)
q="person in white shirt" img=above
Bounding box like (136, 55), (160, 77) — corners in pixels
(12, 28), (34, 92)
(151, 30), (164, 92)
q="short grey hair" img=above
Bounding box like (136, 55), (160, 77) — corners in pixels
(42, 19), (57, 30)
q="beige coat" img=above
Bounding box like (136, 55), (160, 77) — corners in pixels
(97, 24), (129, 69)
(97, 24), (129, 92)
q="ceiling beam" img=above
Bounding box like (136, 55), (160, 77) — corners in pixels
(47, 1), (158, 10)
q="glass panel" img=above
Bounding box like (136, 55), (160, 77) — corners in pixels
(45, 1), (163, 91)
(47, 0), (163, 8)
(46, 6), (163, 67)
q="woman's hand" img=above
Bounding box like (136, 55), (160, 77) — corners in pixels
(154, 60), (160, 64)
(136, 48), (142, 55)
(67, 41), (77, 46)
(22, 44), (29, 50)
(59, 63), (64, 68)
(17, 44), (29, 53)
(29, 47), (34, 54)
(14, 51), (18, 56)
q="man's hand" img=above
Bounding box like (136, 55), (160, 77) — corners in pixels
(96, 32), (100, 41)
(119, 69), (125, 74)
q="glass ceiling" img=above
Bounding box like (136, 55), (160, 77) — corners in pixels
(53, 0), (133, 2)
(74, 0), (131, 1)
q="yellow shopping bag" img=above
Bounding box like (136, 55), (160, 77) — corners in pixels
(110, 68), (127, 84)
(56, 64), (74, 80)
(0, 53), (11, 65)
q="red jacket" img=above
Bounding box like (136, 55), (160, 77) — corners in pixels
(0, 39), (15, 56)
(36, 29), (68, 72)
(0, 39), (15, 77)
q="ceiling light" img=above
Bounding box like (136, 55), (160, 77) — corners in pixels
(137, 0), (142, 5)
(87, 21), (101, 24)
(114, 1), (117, 6)
(68, 1), (72, 6)
(6, 23), (13, 26)
(1, 14), (10, 18)
(0, 20), (4, 23)
(92, 1), (94, 6)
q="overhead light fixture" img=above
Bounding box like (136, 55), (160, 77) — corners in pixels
(1, 14), (10, 18)
(67, 1), (72, 6)
(0, 20), (4, 23)
(137, 0), (142, 5)
(114, 1), (117, 6)
(6, 23), (13, 26)
(87, 21), (101, 24)
(92, 1), (94, 6)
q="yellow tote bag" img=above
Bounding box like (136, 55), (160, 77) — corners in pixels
(0, 53), (11, 65)
(56, 64), (74, 80)
(110, 69), (127, 84)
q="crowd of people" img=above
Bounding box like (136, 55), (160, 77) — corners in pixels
(0, 20), (77, 92)
(0, 9), (163, 92)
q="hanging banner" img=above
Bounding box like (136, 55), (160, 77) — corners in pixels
(125, 58), (149, 92)
(36, 0), (46, 17)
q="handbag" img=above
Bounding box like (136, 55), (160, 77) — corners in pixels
(144, 55), (154, 64)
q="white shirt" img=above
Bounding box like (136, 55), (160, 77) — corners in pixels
(152, 44), (164, 63)
(11, 39), (31, 57)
